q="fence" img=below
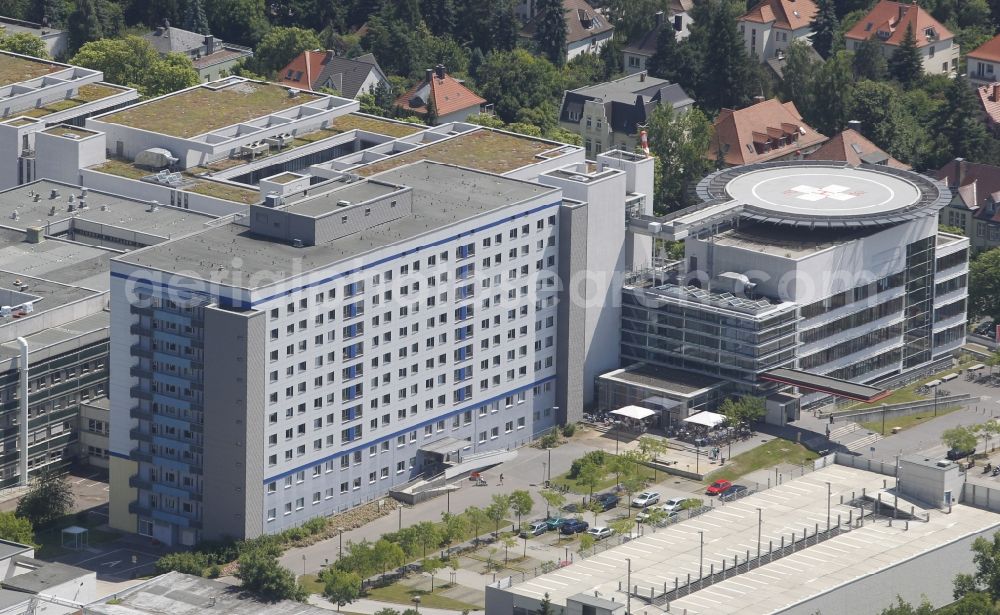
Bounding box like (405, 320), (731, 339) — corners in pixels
(834, 451), (898, 476)
(962, 482), (1000, 514)
(821, 394), (976, 424)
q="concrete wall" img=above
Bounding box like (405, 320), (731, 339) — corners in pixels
(557, 200), (589, 425)
(35, 130), (106, 186)
(107, 275), (137, 535)
(202, 305), (265, 541)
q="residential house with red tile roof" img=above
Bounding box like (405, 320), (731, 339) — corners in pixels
(976, 82), (1000, 136)
(933, 158), (1000, 250)
(968, 34), (1000, 86)
(844, 0), (957, 76)
(623, 4), (694, 74)
(394, 65), (486, 125)
(738, 0), (818, 62)
(520, 0), (615, 61)
(707, 98), (827, 166)
(805, 125), (910, 169)
(277, 50), (389, 99)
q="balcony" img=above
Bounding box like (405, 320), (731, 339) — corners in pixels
(131, 345), (153, 360)
(130, 323), (151, 336)
(129, 407), (152, 421)
(130, 365), (151, 379)
(128, 475), (152, 490)
(129, 428), (152, 442)
(130, 449), (153, 463)
(130, 386), (152, 401)
(130, 305), (153, 317)
(128, 501), (151, 516)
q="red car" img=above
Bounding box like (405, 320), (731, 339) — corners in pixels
(706, 479), (732, 495)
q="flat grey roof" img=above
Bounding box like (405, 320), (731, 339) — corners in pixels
(711, 220), (880, 258)
(761, 367), (890, 402)
(0, 311), (109, 361)
(0, 541), (31, 561)
(0, 180), (214, 238)
(281, 179), (403, 218)
(85, 571), (331, 615)
(505, 465), (1000, 614)
(602, 364), (722, 396)
(0, 228), (112, 291)
(0, 589), (30, 611)
(2, 557), (90, 593)
(569, 73), (680, 102)
(116, 161), (557, 286)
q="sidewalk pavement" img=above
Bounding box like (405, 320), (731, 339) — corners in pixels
(308, 595), (484, 615)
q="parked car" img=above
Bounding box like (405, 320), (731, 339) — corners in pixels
(594, 493), (619, 510)
(521, 521), (549, 537)
(631, 491), (661, 507)
(587, 526), (614, 540)
(707, 480), (732, 495)
(561, 519), (590, 535)
(720, 484), (749, 500)
(974, 321), (995, 336)
(636, 507), (677, 523)
(661, 497), (691, 514)
(947, 447), (975, 461)
(545, 517), (567, 531)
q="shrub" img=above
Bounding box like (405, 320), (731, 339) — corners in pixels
(562, 423), (576, 438)
(539, 429), (560, 449)
(569, 450), (607, 478)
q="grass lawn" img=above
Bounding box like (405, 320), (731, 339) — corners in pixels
(705, 439), (819, 484)
(34, 515), (120, 559)
(860, 406), (962, 434)
(21, 84), (126, 118)
(299, 573), (324, 594)
(91, 158), (148, 180)
(185, 180), (260, 204)
(0, 55), (60, 87)
(366, 582), (481, 610)
(549, 464), (657, 495)
(330, 114), (424, 138)
(844, 357), (978, 410)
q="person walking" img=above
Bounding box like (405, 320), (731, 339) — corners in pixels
(499, 473), (504, 486)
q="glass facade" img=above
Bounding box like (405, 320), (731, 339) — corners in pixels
(902, 237), (935, 369)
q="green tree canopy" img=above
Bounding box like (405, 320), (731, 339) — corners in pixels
(0, 512), (34, 546)
(853, 36), (888, 81)
(205, 0), (269, 47)
(0, 32), (47, 57)
(509, 490), (534, 530)
(888, 23), (923, 87)
(687, 0), (761, 111)
(475, 48), (564, 124)
(645, 104), (714, 211)
(182, 0), (210, 34)
(15, 469), (72, 528)
(485, 493), (511, 536)
(534, 0), (568, 66)
(811, 0), (840, 58)
(320, 568), (361, 610)
(646, 22), (682, 83)
(970, 248), (1000, 320)
(253, 26), (323, 77)
(942, 426), (978, 453)
(237, 546), (307, 602)
(846, 80), (918, 164)
(71, 37), (198, 98)
(930, 74), (990, 168)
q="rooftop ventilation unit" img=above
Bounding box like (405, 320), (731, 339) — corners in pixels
(337, 200), (351, 207)
(264, 193), (282, 208)
(292, 238), (303, 247)
(50, 189), (59, 199)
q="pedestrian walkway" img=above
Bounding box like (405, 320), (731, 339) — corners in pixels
(308, 595), (484, 615)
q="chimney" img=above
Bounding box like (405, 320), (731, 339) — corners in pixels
(425, 68), (434, 83)
(898, 4), (906, 22)
(847, 119), (862, 132)
(955, 157), (967, 187)
(754, 95), (765, 103)
(435, 64), (446, 79)
(993, 83), (1000, 103)
(655, 10), (664, 26)
(204, 35), (215, 55)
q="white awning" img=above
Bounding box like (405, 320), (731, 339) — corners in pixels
(611, 405), (657, 420)
(683, 411), (727, 428)
(925, 379), (942, 387)
(970, 364), (986, 371)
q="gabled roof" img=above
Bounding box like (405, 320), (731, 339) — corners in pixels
(968, 34), (1000, 63)
(277, 50), (387, 98)
(143, 26), (209, 54)
(805, 129), (910, 169)
(844, 0), (952, 47)
(395, 67), (486, 118)
(624, 6), (692, 56)
(740, 0), (817, 30)
(708, 98), (827, 165)
(976, 82), (1000, 127)
(560, 73), (693, 134)
(933, 159), (1000, 220)
(765, 44), (823, 78)
(523, 0), (614, 45)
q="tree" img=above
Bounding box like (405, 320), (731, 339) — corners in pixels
(645, 104), (714, 211)
(540, 489), (566, 518)
(645, 24), (681, 83)
(205, 0), (269, 47)
(932, 75), (989, 167)
(970, 249), (1000, 320)
(464, 505), (490, 544)
(421, 557), (444, 591)
(475, 49), (564, 124)
(253, 26), (323, 77)
(320, 568), (361, 612)
(237, 547), (307, 602)
(183, 0), (210, 34)
(485, 494), (511, 538)
(942, 426), (978, 454)
(575, 460), (603, 497)
(779, 41), (819, 112)
(489, 0), (519, 51)
(0, 32), (48, 58)
(338, 540), (377, 578)
(968, 532), (1000, 599)
(413, 521), (442, 559)
(688, 0), (760, 111)
(540, 593), (554, 615)
(846, 80), (918, 164)
(807, 50), (854, 135)
(372, 539), (405, 581)
(509, 490), (534, 531)
(439, 511), (468, 547)
(719, 395), (766, 428)
(71, 37), (198, 98)
(853, 36), (888, 81)
(811, 0), (839, 58)
(974, 421), (1000, 453)
(422, 0), (455, 36)
(877, 596), (935, 615)
(67, 0), (103, 52)
(16, 469), (72, 528)
(638, 435), (668, 480)
(888, 24), (923, 87)
(0, 512), (34, 546)
(609, 517), (636, 537)
(534, 0), (568, 66)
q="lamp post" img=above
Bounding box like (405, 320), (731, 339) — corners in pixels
(626, 558), (632, 615)
(447, 487), (451, 514)
(934, 387), (940, 417)
(338, 527), (344, 559)
(756, 508), (762, 560)
(698, 530), (704, 578)
(398, 505), (403, 530)
(826, 482), (831, 531)
(547, 447), (552, 484)
(301, 554), (306, 577)
(412, 595), (421, 613)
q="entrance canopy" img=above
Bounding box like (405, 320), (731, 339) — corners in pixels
(761, 368), (891, 402)
(611, 406), (657, 420)
(683, 411), (726, 428)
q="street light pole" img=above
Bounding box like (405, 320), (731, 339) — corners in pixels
(826, 482), (831, 531)
(935, 388), (940, 417)
(756, 508), (762, 560)
(338, 527), (344, 559)
(447, 487), (451, 514)
(398, 505), (402, 530)
(699, 531), (704, 578)
(547, 447), (552, 484)
(626, 558), (632, 615)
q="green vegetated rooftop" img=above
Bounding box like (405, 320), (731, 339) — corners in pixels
(0, 53), (62, 87)
(357, 129), (555, 176)
(329, 113), (424, 138)
(43, 125), (96, 138)
(98, 81), (323, 139)
(17, 83), (128, 119)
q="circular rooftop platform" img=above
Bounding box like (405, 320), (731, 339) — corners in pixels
(696, 161), (948, 229)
